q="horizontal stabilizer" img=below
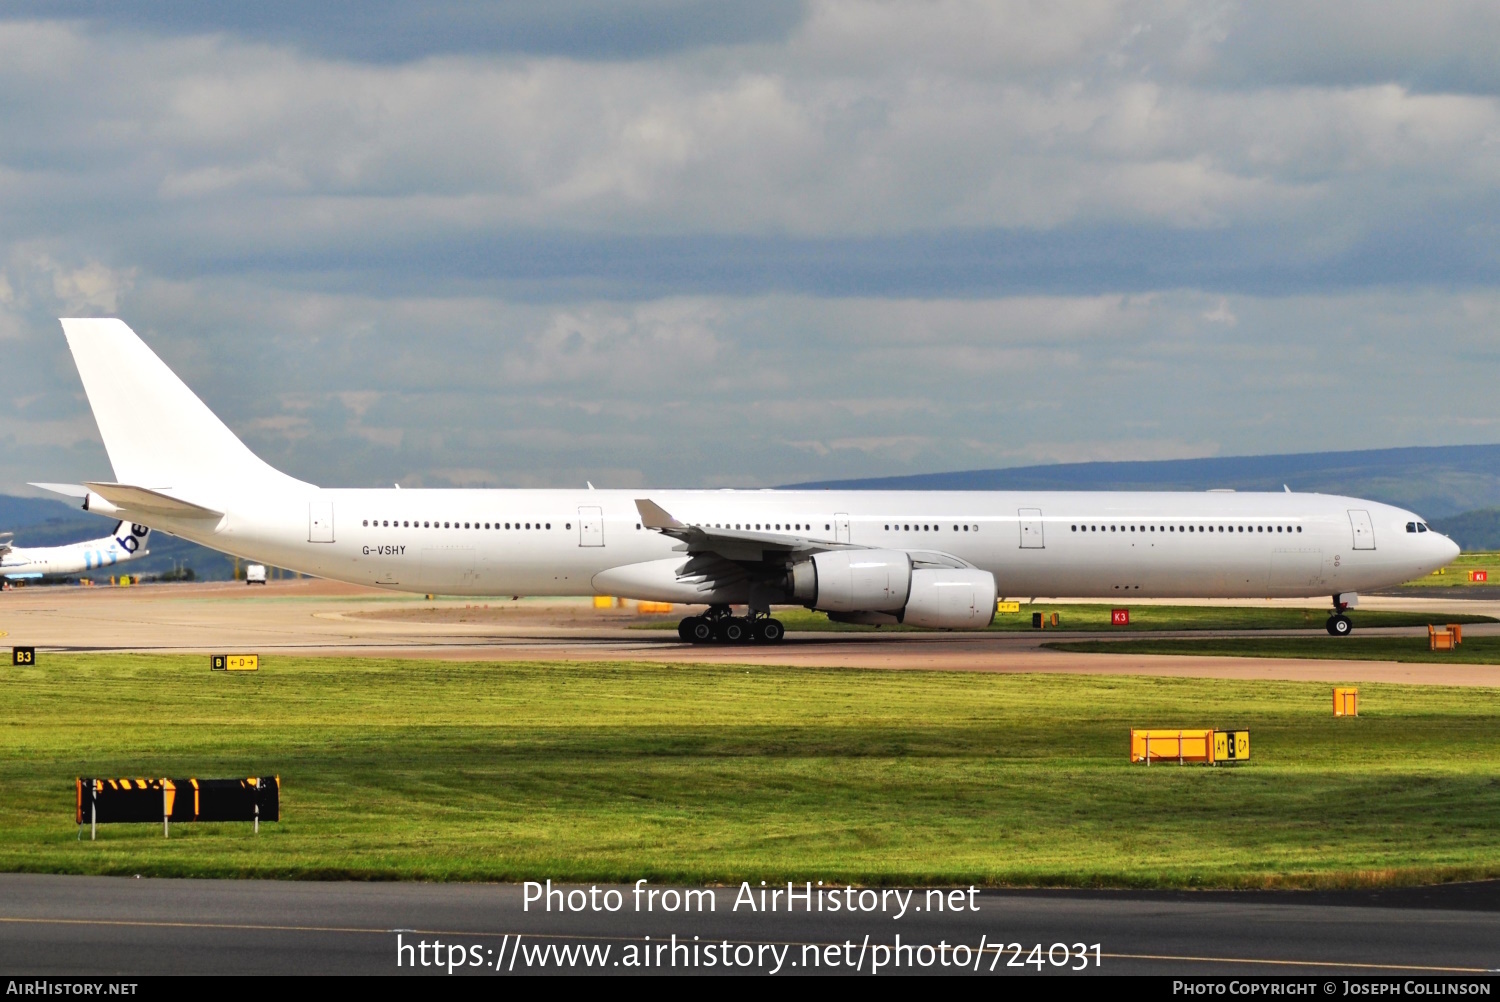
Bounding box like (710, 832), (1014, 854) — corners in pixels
(29, 482), (90, 499)
(84, 482), (223, 520)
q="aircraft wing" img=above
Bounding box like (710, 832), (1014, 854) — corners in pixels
(635, 499), (858, 563)
(633, 499), (973, 570)
(0, 531), (11, 558)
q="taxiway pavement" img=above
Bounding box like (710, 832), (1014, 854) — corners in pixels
(2, 579), (1498, 685)
(1, 873), (1497, 976)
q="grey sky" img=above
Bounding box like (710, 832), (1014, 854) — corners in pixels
(1, 2), (1498, 490)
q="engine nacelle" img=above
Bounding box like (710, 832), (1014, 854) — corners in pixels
(900, 569), (998, 629)
(790, 550), (912, 612)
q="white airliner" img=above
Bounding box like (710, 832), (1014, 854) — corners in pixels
(34, 319), (1457, 642)
(0, 520), (150, 581)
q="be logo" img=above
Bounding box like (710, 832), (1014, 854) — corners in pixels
(115, 524), (149, 553)
(1111, 608), (1130, 626)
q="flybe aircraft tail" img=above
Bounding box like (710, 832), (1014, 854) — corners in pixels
(111, 520), (151, 556)
(58, 319), (308, 497)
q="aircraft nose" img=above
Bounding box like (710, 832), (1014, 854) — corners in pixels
(1440, 534), (1461, 563)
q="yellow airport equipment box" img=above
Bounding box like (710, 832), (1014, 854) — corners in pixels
(1051, 612), (1060, 627)
(1447, 623), (1464, 645)
(1428, 625), (1456, 651)
(1131, 728), (1248, 765)
(1131, 729), (1213, 764)
(1334, 687), (1358, 717)
(637, 601), (673, 614)
(997, 601), (1020, 613)
(593, 595), (615, 609)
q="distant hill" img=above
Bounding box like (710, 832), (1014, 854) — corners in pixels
(1430, 509), (1500, 552)
(785, 443), (1500, 519)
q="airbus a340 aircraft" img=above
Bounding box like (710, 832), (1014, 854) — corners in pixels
(35, 319), (1457, 643)
(0, 520), (150, 581)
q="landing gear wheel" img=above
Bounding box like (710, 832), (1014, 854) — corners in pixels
(754, 618), (785, 644)
(677, 617), (697, 641)
(1327, 614), (1352, 636)
(717, 618), (751, 643)
(687, 618), (715, 644)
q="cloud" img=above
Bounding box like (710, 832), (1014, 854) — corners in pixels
(0, 5), (1497, 493)
(6, 1), (807, 63)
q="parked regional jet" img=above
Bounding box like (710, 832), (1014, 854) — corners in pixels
(34, 319), (1458, 642)
(0, 520), (150, 581)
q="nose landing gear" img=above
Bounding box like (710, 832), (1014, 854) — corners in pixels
(1326, 593), (1355, 636)
(677, 605), (786, 644)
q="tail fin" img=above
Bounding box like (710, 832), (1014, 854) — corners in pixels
(59, 319), (308, 494)
(112, 520), (151, 555)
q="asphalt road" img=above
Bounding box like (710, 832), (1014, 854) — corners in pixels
(1, 874), (1497, 976)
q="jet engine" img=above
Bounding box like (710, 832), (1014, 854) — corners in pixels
(901, 568), (997, 629)
(788, 551), (997, 629)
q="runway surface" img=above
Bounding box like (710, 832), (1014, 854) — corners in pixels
(1, 873), (1497, 976)
(3, 578), (1499, 685)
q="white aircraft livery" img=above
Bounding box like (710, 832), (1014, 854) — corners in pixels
(36, 319), (1458, 643)
(0, 520), (150, 580)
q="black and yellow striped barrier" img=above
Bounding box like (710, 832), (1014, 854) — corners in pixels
(76, 776), (279, 839)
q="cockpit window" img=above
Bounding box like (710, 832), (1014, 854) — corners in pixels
(1407, 522), (1417, 532)
(1418, 523), (1428, 533)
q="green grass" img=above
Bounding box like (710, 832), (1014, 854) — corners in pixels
(5, 654), (1500, 889)
(1045, 635), (1500, 665)
(632, 605), (1496, 632)
(1400, 551), (1499, 588)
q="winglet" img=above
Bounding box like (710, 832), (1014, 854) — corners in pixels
(635, 499), (686, 530)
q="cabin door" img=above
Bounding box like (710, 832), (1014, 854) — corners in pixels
(1347, 510), (1376, 550)
(308, 501), (334, 543)
(1018, 508), (1045, 548)
(578, 506), (605, 547)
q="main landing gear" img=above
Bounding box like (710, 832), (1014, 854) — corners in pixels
(678, 605), (786, 644)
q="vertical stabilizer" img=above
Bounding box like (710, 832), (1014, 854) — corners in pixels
(59, 319), (308, 493)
